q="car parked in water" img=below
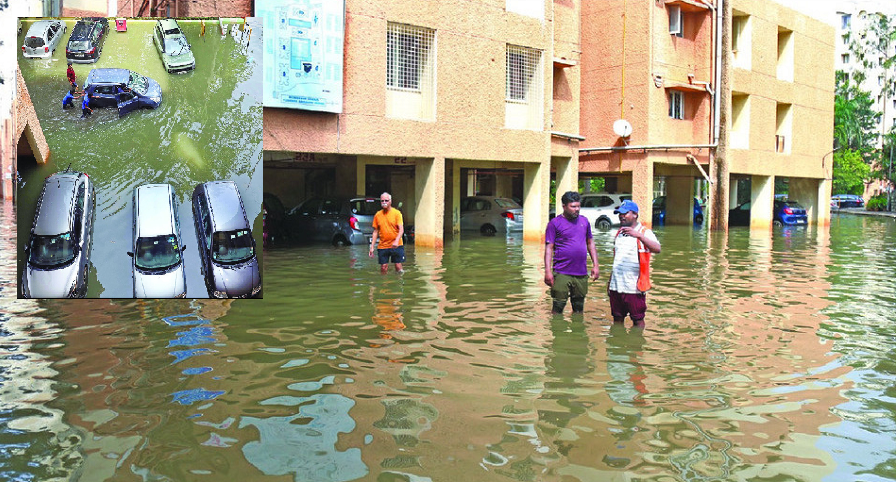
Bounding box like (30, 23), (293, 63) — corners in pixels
(192, 181), (261, 298)
(128, 184), (187, 298)
(83, 68), (162, 117)
(21, 170), (95, 298)
(831, 194), (865, 208)
(729, 200), (808, 227)
(286, 197), (367, 246)
(21, 20), (67, 59)
(66, 17), (109, 63)
(579, 193), (631, 229)
(460, 196), (523, 235)
(652, 196), (704, 225)
(152, 19), (196, 73)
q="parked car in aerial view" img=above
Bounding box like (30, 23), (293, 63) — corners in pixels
(66, 17), (109, 63)
(831, 194), (865, 208)
(460, 196), (523, 235)
(152, 18), (195, 73)
(652, 196), (704, 225)
(287, 197), (367, 246)
(21, 169), (95, 298)
(83, 68), (162, 117)
(729, 200), (808, 227)
(21, 20), (67, 59)
(579, 193), (631, 229)
(128, 184), (187, 298)
(192, 181), (261, 298)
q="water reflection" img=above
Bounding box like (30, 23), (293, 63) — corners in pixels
(1, 216), (896, 480)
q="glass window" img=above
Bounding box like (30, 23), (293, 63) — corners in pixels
(29, 233), (76, 268)
(135, 235), (182, 271)
(212, 230), (255, 264)
(25, 37), (45, 48)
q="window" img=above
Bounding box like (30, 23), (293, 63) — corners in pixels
(732, 14), (751, 70)
(387, 23), (434, 91)
(842, 53), (849, 64)
(506, 45), (540, 102)
(669, 91), (684, 119)
(841, 13), (851, 30)
(776, 27), (794, 82)
(669, 5), (683, 37)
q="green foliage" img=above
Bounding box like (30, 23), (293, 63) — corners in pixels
(832, 149), (871, 195)
(867, 194), (888, 211)
(834, 71), (880, 152)
(578, 177), (606, 193)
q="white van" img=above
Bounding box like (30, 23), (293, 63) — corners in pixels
(128, 184), (187, 298)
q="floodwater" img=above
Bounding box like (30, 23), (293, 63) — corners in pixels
(1, 211), (896, 481)
(15, 18), (263, 298)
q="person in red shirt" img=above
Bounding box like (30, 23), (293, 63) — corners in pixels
(66, 61), (76, 85)
(369, 192), (405, 274)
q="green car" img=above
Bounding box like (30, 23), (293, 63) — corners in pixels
(152, 19), (195, 73)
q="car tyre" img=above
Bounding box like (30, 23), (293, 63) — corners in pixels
(597, 218), (612, 230)
(773, 219), (783, 228)
(333, 235), (349, 247)
(481, 224), (497, 236)
(695, 214), (704, 224)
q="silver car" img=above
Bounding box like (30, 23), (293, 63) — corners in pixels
(128, 184), (187, 298)
(21, 170), (95, 298)
(579, 193), (631, 229)
(192, 181), (261, 298)
(460, 196), (523, 235)
(152, 18), (196, 73)
(22, 20), (67, 59)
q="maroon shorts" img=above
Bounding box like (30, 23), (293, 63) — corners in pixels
(608, 290), (647, 322)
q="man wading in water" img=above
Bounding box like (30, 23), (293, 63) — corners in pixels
(544, 191), (600, 314)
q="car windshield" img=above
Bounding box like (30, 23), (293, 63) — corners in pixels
(135, 235), (181, 271)
(69, 40), (90, 50)
(494, 198), (521, 209)
(212, 229), (255, 264)
(25, 36), (45, 48)
(29, 233), (76, 268)
(163, 36), (189, 55)
(351, 199), (380, 216)
(128, 72), (149, 95)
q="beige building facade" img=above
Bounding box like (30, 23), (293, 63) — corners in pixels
(578, 0), (834, 229)
(263, 0), (582, 247)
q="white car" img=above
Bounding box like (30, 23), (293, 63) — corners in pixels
(460, 196), (523, 235)
(579, 193), (631, 230)
(22, 20), (67, 59)
(128, 184), (187, 298)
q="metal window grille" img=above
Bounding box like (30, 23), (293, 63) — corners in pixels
(669, 91), (684, 119)
(387, 23), (434, 92)
(506, 44), (540, 102)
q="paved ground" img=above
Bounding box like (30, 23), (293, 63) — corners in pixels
(832, 207), (896, 219)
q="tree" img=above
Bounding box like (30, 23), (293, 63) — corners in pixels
(833, 72), (879, 194)
(832, 149), (871, 195)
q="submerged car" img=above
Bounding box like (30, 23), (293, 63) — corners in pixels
(287, 197), (367, 246)
(21, 20), (67, 59)
(831, 194), (865, 208)
(729, 200), (808, 227)
(21, 170), (95, 298)
(152, 18), (195, 73)
(460, 196), (523, 236)
(652, 196), (704, 225)
(128, 184), (187, 298)
(66, 17), (109, 63)
(192, 181), (261, 298)
(83, 68), (162, 117)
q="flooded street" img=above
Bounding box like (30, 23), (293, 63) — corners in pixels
(1, 209), (896, 481)
(16, 19), (263, 297)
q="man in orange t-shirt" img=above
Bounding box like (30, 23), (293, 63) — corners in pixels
(369, 192), (405, 274)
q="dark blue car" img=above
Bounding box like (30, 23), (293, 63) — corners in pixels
(83, 68), (162, 117)
(729, 200), (808, 227)
(652, 196), (704, 224)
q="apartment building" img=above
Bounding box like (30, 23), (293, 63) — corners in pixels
(263, 0), (582, 246)
(578, 0), (834, 229)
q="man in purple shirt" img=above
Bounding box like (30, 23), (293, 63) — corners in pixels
(544, 191), (600, 314)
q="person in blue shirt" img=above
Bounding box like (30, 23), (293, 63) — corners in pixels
(63, 82), (83, 110)
(80, 95), (93, 118)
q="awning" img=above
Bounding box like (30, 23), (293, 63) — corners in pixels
(665, 0), (712, 13)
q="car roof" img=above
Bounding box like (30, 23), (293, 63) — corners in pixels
(157, 18), (182, 34)
(26, 20), (57, 36)
(34, 173), (80, 235)
(135, 184), (176, 238)
(204, 181), (249, 232)
(86, 68), (130, 84)
(70, 18), (103, 39)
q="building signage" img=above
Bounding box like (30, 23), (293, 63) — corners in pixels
(256, 0), (345, 113)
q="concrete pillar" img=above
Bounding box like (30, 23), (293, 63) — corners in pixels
(631, 160), (654, 228)
(414, 157), (445, 248)
(356, 157), (366, 196)
(729, 178), (739, 209)
(495, 172), (513, 198)
(750, 175), (774, 230)
(552, 155), (577, 218)
(523, 161), (550, 242)
(466, 170), (476, 196)
(666, 175), (695, 225)
(450, 162), (462, 236)
(790, 177), (829, 227)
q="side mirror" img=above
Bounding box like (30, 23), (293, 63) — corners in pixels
(23, 245), (29, 252)
(181, 245), (187, 251)
(127, 251), (134, 257)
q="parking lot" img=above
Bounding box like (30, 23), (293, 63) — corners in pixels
(17, 18), (262, 298)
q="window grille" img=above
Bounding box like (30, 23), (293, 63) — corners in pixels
(506, 44), (541, 102)
(387, 22), (434, 92)
(669, 91), (684, 119)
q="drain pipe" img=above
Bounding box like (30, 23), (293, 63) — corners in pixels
(712, 0), (722, 145)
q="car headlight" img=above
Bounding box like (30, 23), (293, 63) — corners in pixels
(211, 290), (227, 299)
(67, 280), (80, 298)
(175, 291), (187, 299)
(149, 95), (161, 104)
(21, 274), (30, 298)
(251, 284), (262, 297)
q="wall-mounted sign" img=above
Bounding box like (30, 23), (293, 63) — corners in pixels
(256, 0), (345, 113)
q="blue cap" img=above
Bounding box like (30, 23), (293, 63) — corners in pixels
(614, 200), (639, 214)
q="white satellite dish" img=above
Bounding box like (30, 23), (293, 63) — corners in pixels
(613, 119), (633, 138)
